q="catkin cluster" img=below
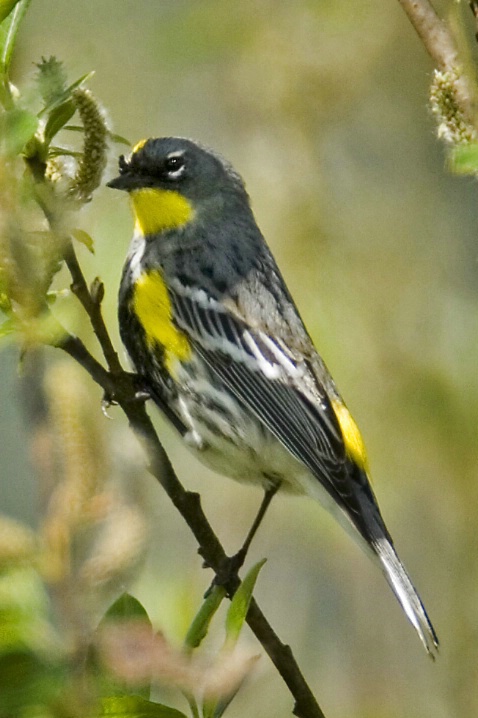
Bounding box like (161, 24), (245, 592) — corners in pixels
(429, 69), (476, 146)
(67, 88), (108, 202)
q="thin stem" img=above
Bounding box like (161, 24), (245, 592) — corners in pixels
(63, 240), (122, 374)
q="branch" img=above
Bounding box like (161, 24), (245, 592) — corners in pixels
(397, 0), (477, 125)
(63, 239), (122, 374)
(54, 244), (327, 718)
(58, 333), (115, 394)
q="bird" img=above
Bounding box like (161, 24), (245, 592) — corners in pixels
(108, 136), (438, 656)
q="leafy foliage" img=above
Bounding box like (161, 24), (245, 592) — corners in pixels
(0, 0), (31, 76)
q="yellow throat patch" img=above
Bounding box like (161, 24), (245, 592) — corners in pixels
(131, 188), (194, 236)
(132, 270), (191, 374)
(332, 400), (369, 472)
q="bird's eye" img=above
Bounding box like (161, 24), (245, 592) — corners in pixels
(164, 155), (185, 176)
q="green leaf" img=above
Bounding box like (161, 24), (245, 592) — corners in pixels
(450, 143), (478, 175)
(93, 594), (153, 700)
(100, 695), (187, 718)
(44, 99), (76, 143)
(0, 0), (21, 24)
(71, 228), (95, 253)
(64, 70), (95, 95)
(184, 585), (226, 651)
(0, 0), (31, 74)
(225, 559), (266, 647)
(62, 124), (86, 132)
(109, 131), (131, 146)
(103, 594), (152, 624)
(64, 126), (131, 146)
(48, 146), (82, 158)
(0, 107), (38, 154)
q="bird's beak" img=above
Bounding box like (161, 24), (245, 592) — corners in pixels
(106, 174), (135, 191)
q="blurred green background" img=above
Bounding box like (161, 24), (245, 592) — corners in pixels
(2, 1), (478, 716)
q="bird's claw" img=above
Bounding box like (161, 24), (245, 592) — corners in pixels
(101, 392), (117, 418)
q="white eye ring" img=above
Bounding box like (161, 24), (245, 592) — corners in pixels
(165, 151), (186, 178)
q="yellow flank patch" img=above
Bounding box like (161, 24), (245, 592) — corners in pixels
(332, 400), (369, 471)
(133, 270), (191, 374)
(131, 188), (194, 236)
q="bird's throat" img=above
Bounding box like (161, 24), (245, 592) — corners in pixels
(130, 188), (194, 236)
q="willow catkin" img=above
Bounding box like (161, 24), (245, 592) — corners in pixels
(429, 69), (477, 146)
(79, 501), (148, 590)
(67, 88), (108, 202)
(42, 360), (107, 580)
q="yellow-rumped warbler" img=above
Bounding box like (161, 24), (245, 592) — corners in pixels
(108, 137), (438, 656)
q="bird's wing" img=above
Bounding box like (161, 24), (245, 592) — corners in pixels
(169, 282), (365, 508)
(169, 286), (441, 656)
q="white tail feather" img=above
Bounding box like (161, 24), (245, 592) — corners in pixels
(374, 538), (439, 658)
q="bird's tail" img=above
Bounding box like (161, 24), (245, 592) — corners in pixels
(373, 537), (439, 658)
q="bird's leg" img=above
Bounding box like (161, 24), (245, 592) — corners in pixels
(235, 481), (281, 566)
(211, 481), (280, 593)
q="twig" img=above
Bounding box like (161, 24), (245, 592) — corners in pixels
(63, 239), (122, 374)
(52, 249), (326, 718)
(58, 333), (116, 394)
(397, 0), (477, 125)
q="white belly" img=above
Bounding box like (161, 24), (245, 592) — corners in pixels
(169, 355), (356, 538)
